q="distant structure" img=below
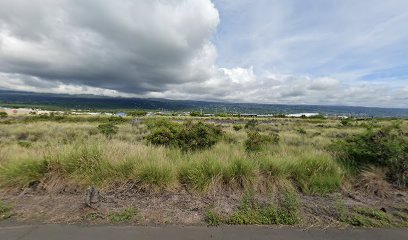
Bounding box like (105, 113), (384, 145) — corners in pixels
(286, 113), (319, 118)
(116, 112), (127, 117)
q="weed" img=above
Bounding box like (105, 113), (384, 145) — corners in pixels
(0, 201), (12, 220)
(205, 208), (223, 226)
(227, 192), (300, 225)
(109, 207), (137, 223)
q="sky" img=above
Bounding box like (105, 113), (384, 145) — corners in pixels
(0, 0), (407, 108)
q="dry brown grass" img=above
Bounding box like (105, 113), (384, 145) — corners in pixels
(357, 167), (392, 198)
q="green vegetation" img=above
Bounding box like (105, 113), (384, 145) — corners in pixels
(245, 130), (279, 152)
(190, 111), (203, 117)
(127, 110), (147, 116)
(205, 207), (224, 226)
(109, 207), (137, 223)
(146, 120), (223, 151)
(0, 114), (407, 226)
(331, 125), (408, 188)
(0, 201), (12, 220)
(204, 192), (300, 226)
(232, 124), (243, 131)
(0, 112), (7, 118)
(97, 123), (119, 138)
(341, 207), (393, 227)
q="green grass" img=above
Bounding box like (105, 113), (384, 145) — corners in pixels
(205, 208), (224, 226)
(0, 201), (12, 220)
(109, 207), (137, 223)
(1, 117), (405, 196)
(227, 192), (300, 225)
(0, 157), (48, 187)
(179, 159), (223, 192)
(137, 163), (174, 188)
(341, 207), (393, 227)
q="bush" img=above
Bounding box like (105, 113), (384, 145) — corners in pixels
(233, 124), (243, 131)
(0, 112), (7, 119)
(245, 119), (258, 129)
(97, 123), (119, 138)
(177, 121), (222, 151)
(330, 126), (408, 188)
(145, 120), (223, 151)
(245, 130), (279, 152)
(340, 118), (353, 126)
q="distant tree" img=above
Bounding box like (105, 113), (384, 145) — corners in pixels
(190, 111), (203, 117)
(127, 110), (147, 117)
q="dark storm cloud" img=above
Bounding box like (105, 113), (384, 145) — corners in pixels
(0, 0), (220, 94)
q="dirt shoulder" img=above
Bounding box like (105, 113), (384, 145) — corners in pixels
(1, 183), (407, 228)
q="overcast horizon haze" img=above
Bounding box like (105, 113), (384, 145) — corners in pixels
(0, 0), (407, 108)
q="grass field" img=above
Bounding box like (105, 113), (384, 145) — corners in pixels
(0, 115), (407, 226)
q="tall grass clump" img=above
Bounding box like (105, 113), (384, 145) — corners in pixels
(179, 159), (223, 192)
(0, 157), (48, 188)
(222, 158), (257, 189)
(52, 143), (114, 185)
(257, 148), (342, 194)
(288, 152), (342, 194)
(137, 163), (174, 189)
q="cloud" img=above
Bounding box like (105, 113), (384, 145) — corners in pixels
(0, 0), (219, 93)
(0, 0), (407, 108)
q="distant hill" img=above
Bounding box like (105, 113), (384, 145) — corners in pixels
(0, 90), (407, 117)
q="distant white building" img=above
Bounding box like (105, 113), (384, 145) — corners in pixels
(286, 113), (320, 118)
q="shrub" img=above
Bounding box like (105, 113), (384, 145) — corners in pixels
(245, 119), (258, 129)
(0, 112), (7, 119)
(330, 126), (408, 188)
(245, 130), (279, 152)
(177, 121), (222, 151)
(340, 118), (353, 126)
(145, 120), (223, 151)
(97, 123), (119, 138)
(146, 125), (179, 146)
(233, 124), (243, 131)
